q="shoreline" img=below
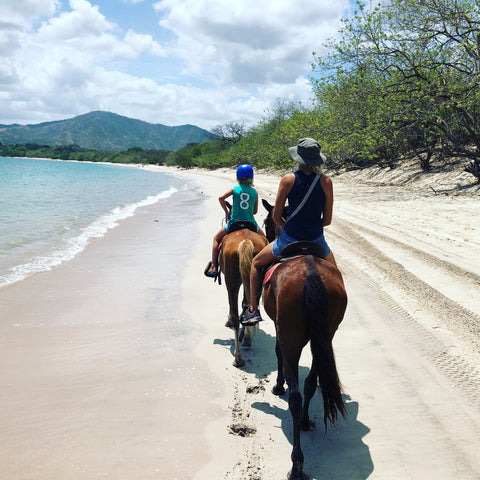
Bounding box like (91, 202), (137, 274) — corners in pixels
(0, 183), (224, 479)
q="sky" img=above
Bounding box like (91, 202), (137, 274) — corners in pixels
(0, 0), (351, 131)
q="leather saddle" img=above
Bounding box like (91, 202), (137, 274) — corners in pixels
(263, 241), (325, 286)
(278, 241), (325, 259)
(227, 221), (258, 233)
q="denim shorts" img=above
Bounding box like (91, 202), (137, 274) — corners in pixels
(272, 231), (331, 257)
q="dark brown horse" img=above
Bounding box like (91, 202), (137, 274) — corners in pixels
(218, 225), (268, 367)
(262, 200), (348, 480)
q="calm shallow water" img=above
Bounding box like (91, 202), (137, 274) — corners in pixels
(0, 157), (190, 287)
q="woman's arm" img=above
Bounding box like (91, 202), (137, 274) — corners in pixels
(321, 176), (334, 227)
(273, 173), (295, 227)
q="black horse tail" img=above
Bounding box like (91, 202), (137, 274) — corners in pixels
(303, 256), (346, 429)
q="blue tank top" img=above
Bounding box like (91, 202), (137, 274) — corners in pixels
(283, 171), (326, 240)
(226, 183), (259, 231)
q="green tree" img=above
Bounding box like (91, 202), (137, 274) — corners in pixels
(312, 0), (480, 179)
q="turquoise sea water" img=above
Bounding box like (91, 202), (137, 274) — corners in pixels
(0, 157), (190, 288)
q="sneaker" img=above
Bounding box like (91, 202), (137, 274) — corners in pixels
(241, 308), (262, 325)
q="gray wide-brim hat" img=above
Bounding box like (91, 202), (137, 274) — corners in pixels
(288, 137), (326, 166)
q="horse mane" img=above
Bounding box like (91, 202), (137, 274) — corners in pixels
(237, 239), (255, 304)
(303, 256), (347, 428)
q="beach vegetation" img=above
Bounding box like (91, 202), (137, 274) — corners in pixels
(309, 0), (480, 178)
(187, 0), (480, 182)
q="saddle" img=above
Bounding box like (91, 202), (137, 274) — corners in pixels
(263, 241), (325, 286)
(204, 222), (258, 286)
(279, 241), (325, 259)
(227, 221), (258, 233)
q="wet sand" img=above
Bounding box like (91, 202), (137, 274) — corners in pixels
(0, 186), (222, 479)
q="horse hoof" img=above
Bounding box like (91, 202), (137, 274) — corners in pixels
(233, 358), (245, 368)
(225, 320), (233, 328)
(287, 471), (309, 480)
(272, 385), (286, 396)
(241, 336), (252, 348)
(300, 419), (315, 431)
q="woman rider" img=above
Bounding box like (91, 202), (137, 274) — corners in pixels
(242, 138), (338, 324)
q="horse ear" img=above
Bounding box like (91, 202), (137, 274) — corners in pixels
(225, 201), (232, 212)
(262, 199), (273, 212)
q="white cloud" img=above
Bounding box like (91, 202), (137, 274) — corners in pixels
(123, 30), (167, 57)
(0, 0), (59, 28)
(155, 0), (346, 86)
(0, 0), (349, 130)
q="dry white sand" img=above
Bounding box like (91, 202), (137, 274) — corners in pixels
(1, 160), (479, 480)
(166, 162), (480, 480)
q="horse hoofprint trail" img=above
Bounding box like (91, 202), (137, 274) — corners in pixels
(178, 163), (480, 480)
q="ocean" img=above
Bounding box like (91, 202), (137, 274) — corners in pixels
(0, 157), (191, 288)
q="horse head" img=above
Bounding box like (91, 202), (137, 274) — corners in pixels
(262, 199), (285, 243)
(225, 200), (232, 221)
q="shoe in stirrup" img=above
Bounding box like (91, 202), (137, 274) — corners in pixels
(241, 308), (262, 325)
(204, 261), (218, 278)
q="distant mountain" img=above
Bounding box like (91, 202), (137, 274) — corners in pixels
(0, 111), (215, 151)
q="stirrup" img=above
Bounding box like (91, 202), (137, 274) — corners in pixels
(204, 261), (218, 278)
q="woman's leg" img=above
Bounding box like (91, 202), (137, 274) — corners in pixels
(324, 250), (338, 267)
(317, 234), (338, 268)
(249, 243), (276, 311)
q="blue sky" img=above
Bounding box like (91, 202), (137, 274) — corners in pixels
(0, 0), (351, 131)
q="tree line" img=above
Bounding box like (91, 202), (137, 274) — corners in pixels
(167, 0), (480, 183)
(2, 0), (479, 183)
(0, 143), (170, 165)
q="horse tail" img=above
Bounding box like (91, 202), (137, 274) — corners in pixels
(303, 256), (346, 429)
(238, 239), (254, 303)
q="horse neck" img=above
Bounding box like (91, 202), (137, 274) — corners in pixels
(266, 216), (282, 242)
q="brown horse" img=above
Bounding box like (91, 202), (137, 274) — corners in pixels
(218, 225), (268, 367)
(262, 200), (348, 480)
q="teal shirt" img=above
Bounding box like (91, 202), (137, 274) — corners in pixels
(226, 184), (259, 231)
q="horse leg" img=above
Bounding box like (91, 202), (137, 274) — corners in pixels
(240, 292), (252, 348)
(242, 327), (252, 348)
(226, 281), (244, 368)
(300, 363), (317, 431)
(285, 363), (306, 480)
(225, 277), (240, 328)
(272, 339), (286, 396)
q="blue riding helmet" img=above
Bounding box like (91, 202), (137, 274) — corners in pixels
(236, 164), (254, 179)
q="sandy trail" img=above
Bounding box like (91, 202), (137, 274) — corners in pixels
(184, 166), (480, 480)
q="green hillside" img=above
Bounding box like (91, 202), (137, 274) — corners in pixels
(0, 111), (214, 151)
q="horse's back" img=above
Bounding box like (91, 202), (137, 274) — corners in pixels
(219, 229), (267, 278)
(221, 229), (267, 257)
(264, 255), (347, 332)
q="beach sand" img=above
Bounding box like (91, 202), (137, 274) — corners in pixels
(0, 185), (221, 479)
(1, 162), (480, 479)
